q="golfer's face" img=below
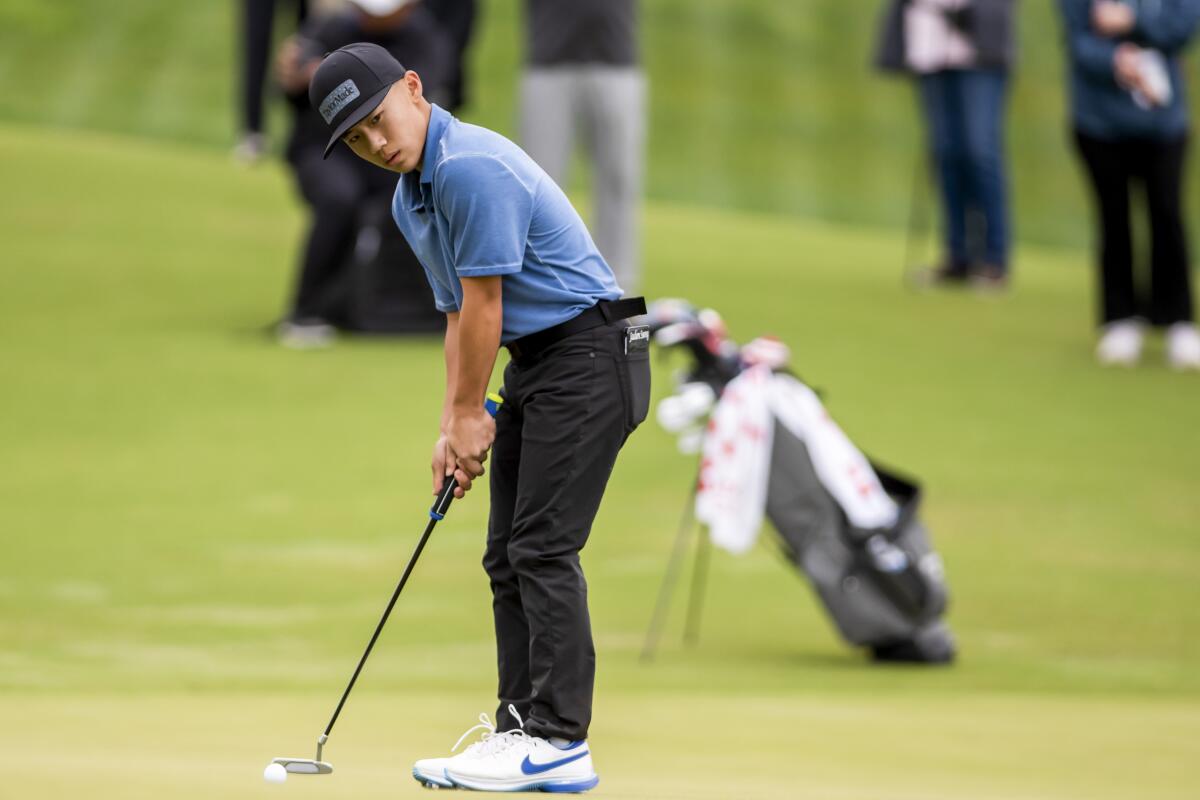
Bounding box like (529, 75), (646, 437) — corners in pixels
(343, 78), (425, 173)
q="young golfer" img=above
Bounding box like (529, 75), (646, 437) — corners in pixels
(308, 43), (650, 792)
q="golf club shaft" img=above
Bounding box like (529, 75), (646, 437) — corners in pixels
(322, 477), (458, 738)
(322, 394), (502, 740)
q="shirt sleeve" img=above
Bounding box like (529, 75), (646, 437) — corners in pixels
(1059, 0), (1119, 81)
(434, 154), (534, 277)
(1134, 0), (1200, 53)
(421, 262), (459, 313)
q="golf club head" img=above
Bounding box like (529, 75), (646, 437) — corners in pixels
(271, 757), (334, 775)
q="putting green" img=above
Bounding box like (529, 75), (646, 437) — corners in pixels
(3, 693), (1197, 798)
(1, 124), (1198, 798)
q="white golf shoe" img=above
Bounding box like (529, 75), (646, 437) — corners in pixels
(1096, 319), (1144, 366)
(413, 707), (598, 793)
(412, 755), (455, 789)
(276, 318), (335, 350)
(413, 711), (501, 789)
(1166, 323), (1200, 371)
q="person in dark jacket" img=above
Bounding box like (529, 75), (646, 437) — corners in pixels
(235, 0), (308, 163)
(423, 0), (477, 112)
(1060, 0), (1200, 370)
(876, 0), (1017, 289)
(274, 0), (452, 347)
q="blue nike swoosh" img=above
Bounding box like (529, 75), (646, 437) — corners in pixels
(520, 750), (589, 775)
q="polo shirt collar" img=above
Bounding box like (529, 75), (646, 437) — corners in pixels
(419, 104), (450, 187)
(402, 103), (449, 214)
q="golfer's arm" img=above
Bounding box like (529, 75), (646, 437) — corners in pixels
(450, 276), (503, 414)
(441, 312), (460, 433)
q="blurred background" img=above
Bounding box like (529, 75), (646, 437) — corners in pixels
(1, 1), (1198, 798)
(15, 0), (1200, 244)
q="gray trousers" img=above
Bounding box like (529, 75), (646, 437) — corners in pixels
(520, 66), (646, 294)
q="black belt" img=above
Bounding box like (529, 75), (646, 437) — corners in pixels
(505, 296), (647, 362)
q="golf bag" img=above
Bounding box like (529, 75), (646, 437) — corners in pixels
(645, 299), (955, 664)
(766, 416), (954, 662)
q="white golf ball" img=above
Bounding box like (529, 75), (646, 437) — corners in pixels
(264, 763), (288, 784)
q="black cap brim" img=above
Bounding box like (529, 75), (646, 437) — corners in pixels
(321, 84), (393, 159)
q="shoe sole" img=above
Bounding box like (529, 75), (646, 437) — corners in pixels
(413, 767), (455, 789)
(443, 772), (599, 793)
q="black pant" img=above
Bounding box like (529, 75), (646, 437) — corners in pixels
(239, 0), (307, 135)
(1074, 130), (1194, 327)
(483, 321), (650, 741)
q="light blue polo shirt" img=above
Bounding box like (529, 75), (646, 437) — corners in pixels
(392, 104), (621, 343)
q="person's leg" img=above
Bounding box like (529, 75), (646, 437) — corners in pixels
(286, 148), (365, 324)
(506, 324), (648, 741)
(519, 67), (578, 188)
(960, 68), (1012, 274)
(579, 66), (646, 295)
(917, 71), (970, 273)
(235, 0), (277, 160)
(239, 0), (276, 136)
(1142, 134), (1194, 327)
(481, 375), (534, 732)
(1073, 131), (1137, 326)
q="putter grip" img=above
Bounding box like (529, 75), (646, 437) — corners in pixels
(430, 393), (503, 519)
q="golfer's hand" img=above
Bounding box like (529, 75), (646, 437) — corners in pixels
(1093, 1), (1135, 37)
(431, 435), (460, 497)
(445, 408), (496, 494)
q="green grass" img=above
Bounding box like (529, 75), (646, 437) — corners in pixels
(2, 123), (1199, 798)
(5, 0), (1200, 247)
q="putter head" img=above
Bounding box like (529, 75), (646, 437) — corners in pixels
(271, 757), (333, 775)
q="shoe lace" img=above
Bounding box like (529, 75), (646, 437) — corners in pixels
(451, 704), (532, 757)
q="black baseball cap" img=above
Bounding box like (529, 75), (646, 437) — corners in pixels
(309, 42), (407, 158)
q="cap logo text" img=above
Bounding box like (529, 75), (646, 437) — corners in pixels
(319, 79), (361, 124)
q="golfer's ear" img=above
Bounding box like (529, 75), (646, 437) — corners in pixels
(405, 70), (424, 101)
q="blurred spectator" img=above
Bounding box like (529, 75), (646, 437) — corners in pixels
(236, 0), (309, 163)
(1060, 0), (1200, 370)
(876, 0), (1017, 289)
(423, 0), (478, 112)
(520, 0), (645, 294)
(275, 0), (452, 347)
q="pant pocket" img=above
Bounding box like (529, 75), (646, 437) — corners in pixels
(617, 352), (651, 433)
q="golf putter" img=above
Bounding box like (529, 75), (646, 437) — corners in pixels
(269, 392), (504, 776)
